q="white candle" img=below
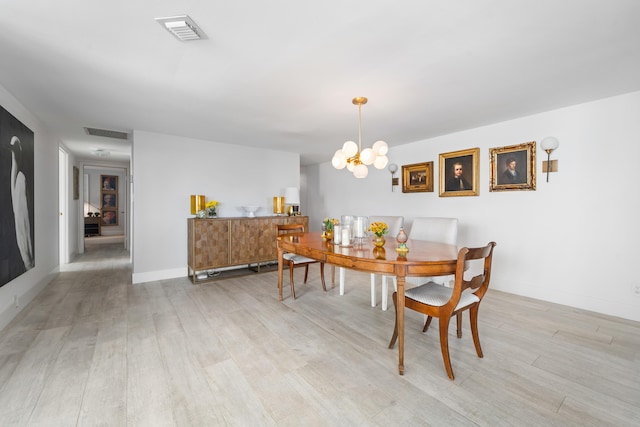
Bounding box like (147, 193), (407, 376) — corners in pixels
(354, 218), (363, 237)
(341, 228), (350, 245)
(333, 225), (342, 244)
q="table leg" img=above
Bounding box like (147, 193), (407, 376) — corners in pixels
(277, 247), (284, 302)
(397, 275), (405, 375)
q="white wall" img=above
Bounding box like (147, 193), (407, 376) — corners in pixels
(131, 130), (300, 283)
(305, 91), (640, 322)
(0, 85), (59, 330)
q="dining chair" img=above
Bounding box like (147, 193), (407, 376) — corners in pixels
(276, 223), (326, 300)
(405, 217), (458, 288)
(388, 241), (496, 380)
(368, 215), (404, 310)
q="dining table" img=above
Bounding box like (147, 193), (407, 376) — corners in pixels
(277, 231), (458, 375)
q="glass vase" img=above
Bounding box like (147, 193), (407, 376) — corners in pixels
(372, 235), (386, 247)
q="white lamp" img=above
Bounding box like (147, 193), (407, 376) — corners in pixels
(284, 187), (300, 216)
(540, 136), (560, 182)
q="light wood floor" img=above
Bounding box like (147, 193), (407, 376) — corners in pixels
(1, 242), (638, 426)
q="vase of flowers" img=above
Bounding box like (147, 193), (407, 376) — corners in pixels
(205, 200), (218, 217)
(198, 199), (219, 218)
(322, 217), (339, 240)
(369, 221), (389, 247)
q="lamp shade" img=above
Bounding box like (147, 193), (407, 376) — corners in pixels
(284, 187), (300, 204)
(541, 136), (559, 151)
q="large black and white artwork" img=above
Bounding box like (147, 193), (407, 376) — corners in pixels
(1, 106), (35, 287)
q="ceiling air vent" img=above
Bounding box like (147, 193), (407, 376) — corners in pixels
(84, 127), (129, 140)
(155, 15), (204, 41)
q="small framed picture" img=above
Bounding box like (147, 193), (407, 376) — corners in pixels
(439, 148), (480, 197)
(73, 166), (79, 200)
(101, 210), (118, 226)
(489, 141), (536, 191)
(102, 193), (117, 209)
(101, 175), (117, 192)
(402, 161), (434, 193)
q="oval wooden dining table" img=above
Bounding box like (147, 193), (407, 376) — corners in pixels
(277, 231), (458, 375)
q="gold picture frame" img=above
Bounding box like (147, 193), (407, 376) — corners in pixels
(489, 141), (536, 192)
(439, 147), (480, 197)
(402, 161), (434, 193)
(73, 166), (79, 200)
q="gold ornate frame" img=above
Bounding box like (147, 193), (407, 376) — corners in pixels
(439, 147), (480, 197)
(402, 161), (434, 193)
(100, 175), (118, 226)
(489, 141), (536, 192)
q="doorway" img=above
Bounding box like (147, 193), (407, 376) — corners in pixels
(58, 147), (68, 264)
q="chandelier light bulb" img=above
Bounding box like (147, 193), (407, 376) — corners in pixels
(372, 140), (388, 156)
(332, 150), (347, 169)
(347, 161), (356, 172)
(354, 163), (368, 178)
(342, 140), (358, 158)
(360, 147), (375, 165)
(374, 154), (389, 169)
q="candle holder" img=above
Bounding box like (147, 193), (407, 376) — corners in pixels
(395, 227), (409, 256)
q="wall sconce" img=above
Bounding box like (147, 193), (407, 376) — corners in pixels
(540, 136), (560, 182)
(388, 163), (399, 191)
(190, 194), (205, 215)
(284, 187), (300, 216)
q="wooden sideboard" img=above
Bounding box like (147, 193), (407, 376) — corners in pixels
(187, 215), (308, 283)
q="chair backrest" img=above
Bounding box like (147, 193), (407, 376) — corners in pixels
(368, 216), (404, 237)
(450, 242), (496, 305)
(408, 217), (458, 245)
(276, 223), (305, 236)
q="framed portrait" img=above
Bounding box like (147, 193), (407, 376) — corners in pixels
(489, 141), (536, 191)
(101, 175), (117, 192)
(73, 166), (79, 200)
(102, 193), (117, 209)
(402, 161), (434, 193)
(439, 147), (480, 197)
(101, 210), (118, 226)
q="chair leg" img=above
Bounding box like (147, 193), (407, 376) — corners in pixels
(288, 262), (297, 300)
(370, 274), (377, 307)
(303, 265), (309, 284)
(422, 316), (433, 333)
(388, 292), (399, 349)
(439, 317), (455, 380)
(382, 276), (388, 311)
(469, 304), (483, 358)
(320, 263), (327, 292)
(456, 312), (463, 338)
(331, 265), (335, 288)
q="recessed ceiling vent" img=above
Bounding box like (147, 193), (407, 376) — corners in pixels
(84, 127), (129, 140)
(155, 15), (204, 41)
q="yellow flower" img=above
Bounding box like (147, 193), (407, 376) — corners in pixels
(205, 200), (218, 209)
(368, 221), (388, 237)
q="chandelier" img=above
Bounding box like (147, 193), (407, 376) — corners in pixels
(331, 97), (389, 178)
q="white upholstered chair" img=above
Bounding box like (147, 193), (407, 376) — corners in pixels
(368, 215), (404, 310)
(405, 217), (458, 288)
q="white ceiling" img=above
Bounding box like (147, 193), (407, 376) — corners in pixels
(1, 0), (639, 165)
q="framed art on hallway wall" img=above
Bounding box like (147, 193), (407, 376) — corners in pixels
(100, 174), (118, 226)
